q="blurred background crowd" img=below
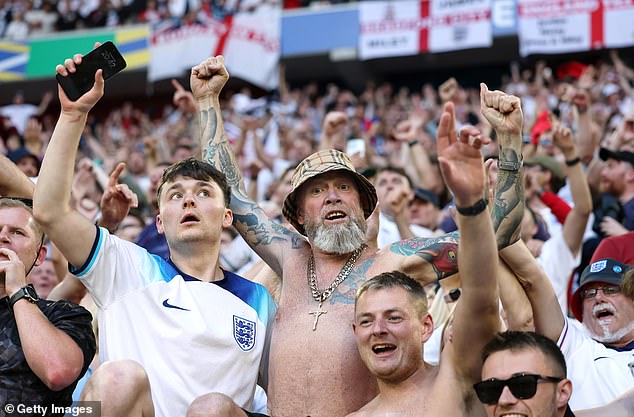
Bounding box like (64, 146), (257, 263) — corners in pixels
(0, 0), (353, 39)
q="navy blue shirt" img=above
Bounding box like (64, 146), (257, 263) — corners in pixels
(0, 298), (95, 416)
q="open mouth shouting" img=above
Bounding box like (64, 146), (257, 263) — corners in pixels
(372, 343), (397, 357)
(323, 209), (349, 224)
(593, 303), (616, 325)
(180, 212), (200, 225)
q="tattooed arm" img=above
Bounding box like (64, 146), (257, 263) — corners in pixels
(480, 83), (524, 249)
(387, 86), (525, 285)
(191, 56), (303, 277)
(389, 231), (460, 286)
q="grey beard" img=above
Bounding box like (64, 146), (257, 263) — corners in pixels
(585, 319), (634, 345)
(305, 217), (366, 255)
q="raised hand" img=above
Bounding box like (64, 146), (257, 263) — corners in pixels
(0, 248), (27, 297)
(552, 123), (576, 158)
(322, 111), (348, 137)
(386, 184), (413, 218)
(480, 83), (523, 140)
(171, 79), (196, 114)
(55, 44), (105, 114)
(392, 116), (424, 143)
(190, 55), (229, 102)
(23, 119), (43, 145)
(572, 89), (590, 114)
(436, 102), (490, 207)
(439, 77), (458, 103)
(100, 162), (139, 232)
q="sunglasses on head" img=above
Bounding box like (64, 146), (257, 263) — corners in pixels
(473, 373), (563, 405)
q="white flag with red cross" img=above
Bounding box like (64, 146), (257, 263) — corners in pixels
(148, 6), (280, 90)
(358, 0), (492, 60)
(518, 0), (634, 57)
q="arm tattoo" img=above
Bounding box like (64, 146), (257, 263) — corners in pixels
(199, 101), (300, 262)
(493, 148), (524, 249)
(390, 231), (459, 281)
(219, 141), (241, 188)
(201, 109), (217, 162)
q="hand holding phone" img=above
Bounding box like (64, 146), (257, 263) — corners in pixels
(56, 41), (127, 102)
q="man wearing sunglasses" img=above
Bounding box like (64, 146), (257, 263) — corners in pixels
(476, 331), (573, 417)
(477, 331), (634, 417)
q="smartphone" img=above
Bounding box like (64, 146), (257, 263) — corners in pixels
(346, 138), (365, 157)
(56, 41), (127, 101)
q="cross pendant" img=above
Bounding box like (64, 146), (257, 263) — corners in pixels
(309, 302), (327, 331)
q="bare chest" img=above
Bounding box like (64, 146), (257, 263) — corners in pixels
(266, 255), (380, 416)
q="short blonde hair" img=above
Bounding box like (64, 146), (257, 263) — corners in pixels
(356, 271), (428, 316)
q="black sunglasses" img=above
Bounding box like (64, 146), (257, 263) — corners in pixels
(0, 196), (33, 208)
(473, 373), (563, 405)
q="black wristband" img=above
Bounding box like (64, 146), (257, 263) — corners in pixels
(456, 198), (488, 216)
(565, 157), (581, 166)
(408, 140), (419, 147)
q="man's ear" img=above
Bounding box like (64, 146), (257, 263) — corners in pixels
(34, 244), (47, 267)
(223, 208), (233, 228)
(420, 313), (434, 344)
(555, 379), (573, 410)
(155, 214), (165, 234)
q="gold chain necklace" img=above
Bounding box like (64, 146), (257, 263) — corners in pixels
(307, 244), (367, 331)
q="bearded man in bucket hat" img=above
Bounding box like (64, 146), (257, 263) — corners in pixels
(190, 56), (526, 417)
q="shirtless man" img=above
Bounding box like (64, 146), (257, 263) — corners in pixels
(191, 56), (524, 417)
(348, 104), (499, 416)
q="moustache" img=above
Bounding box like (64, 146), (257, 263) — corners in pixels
(592, 302), (616, 316)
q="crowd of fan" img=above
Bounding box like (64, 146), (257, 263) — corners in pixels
(3, 52), (633, 270)
(0, 0), (351, 40)
(1, 45), (633, 416)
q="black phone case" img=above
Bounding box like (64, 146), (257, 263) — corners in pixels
(56, 41), (127, 101)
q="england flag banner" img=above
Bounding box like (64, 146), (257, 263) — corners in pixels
(359, 0), (492, 60)
(518, 0), (602, 56)
(359, 0), (421, 59)
(149, 6), (280, 90)
(604, 0), (634, 48)
(428, 0), (492, 52)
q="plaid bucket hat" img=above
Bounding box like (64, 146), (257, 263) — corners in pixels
(282, 149), (378, 235)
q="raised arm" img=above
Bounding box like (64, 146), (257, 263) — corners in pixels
(318, 111), (348, 151)
(392, 116), (438, 191)
(433, 102), (500, 384)
(552, 124), (592, 256)
(389, 85), (524, 286)
(0, 153), (34, 198)
(33, 51), (104, 268)
(192, 56), (302, 277)
(480, 83), (525, 250)
(500, 240), (565, 342)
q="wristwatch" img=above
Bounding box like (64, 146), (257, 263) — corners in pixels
(9, 284), (39, 307)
